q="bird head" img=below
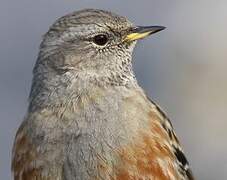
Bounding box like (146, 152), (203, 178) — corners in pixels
(37, 9), (164, 82)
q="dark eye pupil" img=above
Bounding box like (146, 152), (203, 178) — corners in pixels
(93, 34), (108, 46)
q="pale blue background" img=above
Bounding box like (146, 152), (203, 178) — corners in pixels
(1, 0), (227, 179)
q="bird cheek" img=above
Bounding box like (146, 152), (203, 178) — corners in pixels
(63, 53), (85, 69)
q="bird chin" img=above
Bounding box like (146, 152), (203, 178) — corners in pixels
(126, 40), (137, 51)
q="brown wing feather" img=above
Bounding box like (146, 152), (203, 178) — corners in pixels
(12, 124), (43, 180)
(148, 97), (194, 180)
(12, 121), (62, 180)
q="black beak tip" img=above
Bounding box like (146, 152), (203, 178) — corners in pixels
(152, 26), (166, 32)
(160, 26), (166, 30)
(134, 26), (166, 34)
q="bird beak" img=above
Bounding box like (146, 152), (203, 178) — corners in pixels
(123, 26), (166, 42)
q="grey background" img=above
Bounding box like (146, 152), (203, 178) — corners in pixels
(1, 0), (227, 179)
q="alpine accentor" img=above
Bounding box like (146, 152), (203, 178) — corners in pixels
(12, 9), (193, 180)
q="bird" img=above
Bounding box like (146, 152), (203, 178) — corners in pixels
(12, 9), (194, 180)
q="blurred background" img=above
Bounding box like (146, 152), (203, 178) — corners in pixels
(1, 0), (227, 179)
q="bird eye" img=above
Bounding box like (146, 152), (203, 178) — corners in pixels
(93, 34), (108, 46)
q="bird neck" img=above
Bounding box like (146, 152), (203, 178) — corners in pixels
(28, 61), (138, 113)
